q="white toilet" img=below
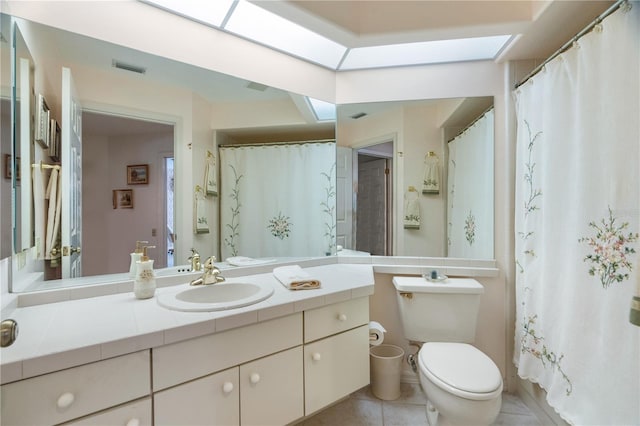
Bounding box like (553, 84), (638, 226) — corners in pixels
(392, 276), (503, 426)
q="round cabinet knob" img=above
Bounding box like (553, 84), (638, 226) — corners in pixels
(312, 352), (321, 362)
(57, 392), (75, 409)
(250, 373), (260, 384)
(126, 418), (140, 426)
(337, 313), (347, 322)
(222, 381), (234, 394)
(71, 246), (81, 254)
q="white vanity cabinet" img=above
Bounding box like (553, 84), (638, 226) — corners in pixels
(240, 346), (304, 425)
(154, 367), (240, 426)
(152, 313), (304, 426)
(303, 297), (370, 415)
(0, 351), (151, 426)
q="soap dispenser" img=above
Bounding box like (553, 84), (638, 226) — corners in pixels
(129, 240), (149, 278)
(134, 245), (156, 299)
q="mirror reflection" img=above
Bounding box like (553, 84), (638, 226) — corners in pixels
(337, 97), (494, 258)
(8, 15), (337, 293)
(1, 13), (12, 260)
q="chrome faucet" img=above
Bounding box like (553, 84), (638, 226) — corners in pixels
(190, 256), (225, 286)
(188, 248), (201, 272)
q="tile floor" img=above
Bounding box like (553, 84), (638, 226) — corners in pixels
(300, 383), (541, 426)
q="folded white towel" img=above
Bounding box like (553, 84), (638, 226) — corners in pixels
(226, 256), (276, 266)
(273, 265), (321, 290)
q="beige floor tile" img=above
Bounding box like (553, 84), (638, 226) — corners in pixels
(382, 402), (428, 426)
(301, 398), (383, 426)
(491, 412), (541, 426)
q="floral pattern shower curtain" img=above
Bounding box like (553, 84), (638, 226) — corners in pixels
(219, 142), (336, 260)
(514, 4), (639, 424)
(447, 109), (494, 259)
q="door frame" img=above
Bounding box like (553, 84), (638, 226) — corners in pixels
(351, 133), (398, 256)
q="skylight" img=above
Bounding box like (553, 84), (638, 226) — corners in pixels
(307, 97), (337, 121)
(340, 35), (513, 70)
(140, 0), (512, 71)
(225, 1), (347, 69)
(143, 0), (234, 27)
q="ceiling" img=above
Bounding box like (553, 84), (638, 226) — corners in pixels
(22, 0), (615, 135)
(255, 0), (614, 61)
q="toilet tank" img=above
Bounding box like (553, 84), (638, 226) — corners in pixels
(392, 277), (484, 343)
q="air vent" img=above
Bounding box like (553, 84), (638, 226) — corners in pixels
(112, 60), (146, 75)
(350, 112), (367, 120)
(246, 81), (269, 92)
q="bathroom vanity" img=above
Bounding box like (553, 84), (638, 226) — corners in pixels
(0, 263), (374, 426)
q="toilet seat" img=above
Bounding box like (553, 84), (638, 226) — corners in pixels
(419, 342), (503, 401)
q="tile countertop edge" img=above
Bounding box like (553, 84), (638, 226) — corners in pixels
(0, 263), (375, 384)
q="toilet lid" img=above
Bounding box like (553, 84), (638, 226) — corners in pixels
(419, 342), (502, 396)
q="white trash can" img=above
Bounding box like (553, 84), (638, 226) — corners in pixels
(369, 344), (405, 400)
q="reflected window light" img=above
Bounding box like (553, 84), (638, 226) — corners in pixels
(307, 97), (336, 121)
(340, 35), (512, 70)
(224, 0), (347, 69)
(142, 0), (234, 27)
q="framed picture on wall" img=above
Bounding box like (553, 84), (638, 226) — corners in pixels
(127, 164), (149, 185)
(35, 94), (50, 148)
(113, 189), (133, 209)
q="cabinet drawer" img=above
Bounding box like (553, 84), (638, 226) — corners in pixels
(304, 297), (369, 343)
(154, 367), (239, 426)
(62, 397), (152, 426)
(304, 325), (370, 415)
(153, 313), (302, 390)
(1, 351), (150, 426)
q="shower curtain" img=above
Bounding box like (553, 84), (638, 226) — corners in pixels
(514, 4), (639, 424)
(447, 109), (494, 259)
(219, 141), (336, 260)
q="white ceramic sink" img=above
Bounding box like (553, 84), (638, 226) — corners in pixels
(157, 282), (274, 312)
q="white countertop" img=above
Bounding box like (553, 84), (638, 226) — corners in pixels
(0, 263), (375, 385)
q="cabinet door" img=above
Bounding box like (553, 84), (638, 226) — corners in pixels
(240, 346), (303, 426)
(154, 367), (239, 426)
(304, 325), (370, 415)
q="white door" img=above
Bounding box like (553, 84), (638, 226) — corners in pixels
(61, 67), (82, 278)
(336, 147), (352, 250)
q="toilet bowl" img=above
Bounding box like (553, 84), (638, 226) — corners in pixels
(418, 342), (502, 426)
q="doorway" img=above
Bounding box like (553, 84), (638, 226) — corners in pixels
(355, 142), (393, 255)
(82, 111), (174, 276)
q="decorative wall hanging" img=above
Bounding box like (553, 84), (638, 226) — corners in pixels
(127, 164), (149, 185)
(35, 94), (50, 148)
(113, 189), (133, 209)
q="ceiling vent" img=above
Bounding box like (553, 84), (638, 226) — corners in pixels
(350, 112), (367, 120)
(112, 60), (146, 75)
(246, 81), (269, 92)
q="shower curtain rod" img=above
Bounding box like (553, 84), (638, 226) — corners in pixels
(220, 139), (335, 148)
(515, 0), (627, 89)
(447, 106), (494, 143)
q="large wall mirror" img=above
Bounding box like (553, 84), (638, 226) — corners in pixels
(337, 97), (494, 259)
(7, 15), (336, 293)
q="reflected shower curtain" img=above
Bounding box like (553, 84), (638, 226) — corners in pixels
(447, 109), (494, 259)
(514, 4), (639, 424)
(220, 142), (336, 260)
